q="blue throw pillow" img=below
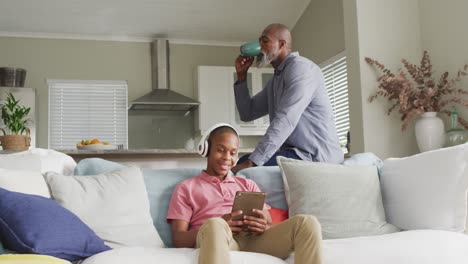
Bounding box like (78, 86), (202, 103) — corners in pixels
(74, 158), (126, 176)
(0, 188), (110, 261)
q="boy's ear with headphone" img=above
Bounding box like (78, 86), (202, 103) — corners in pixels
(197, 123), (239, 158)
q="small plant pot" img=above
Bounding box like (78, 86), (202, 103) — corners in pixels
(0, 128), (31, 151)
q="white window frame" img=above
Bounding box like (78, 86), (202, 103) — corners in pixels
(320, 52), (350, 147)
(48, 79), (128, 149)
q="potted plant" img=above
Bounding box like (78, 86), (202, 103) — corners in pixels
(0, 92), (31, 150)
(365, 51), (468, 152)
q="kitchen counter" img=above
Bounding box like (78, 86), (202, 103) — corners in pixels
(1, 148), (256, 169)
(60, 148), (254, 156)
(2, 148), (348, 170)
(59, 148), (255, 166)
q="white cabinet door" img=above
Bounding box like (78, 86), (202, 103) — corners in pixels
(196, 66), (231, 134)
(255, 68), (274, 129)
(196, 66), (273, 136)
(230, 69), (255, 129)
(228, 67), (273, 135)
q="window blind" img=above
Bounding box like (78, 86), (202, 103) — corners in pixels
(48, 80), (128, 149)
(320, 53), (350, 146)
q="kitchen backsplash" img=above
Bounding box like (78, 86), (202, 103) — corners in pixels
(128, 111), (261, 150)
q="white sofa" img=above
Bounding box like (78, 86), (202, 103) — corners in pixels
(0, 145), (467, 264)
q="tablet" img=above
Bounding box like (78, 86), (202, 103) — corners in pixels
(231, 191), (266, 221)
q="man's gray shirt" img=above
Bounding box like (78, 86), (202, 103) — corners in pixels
(234, 52), (344, 165)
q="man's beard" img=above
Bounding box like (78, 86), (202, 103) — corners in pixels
(256, 49), (277, 68)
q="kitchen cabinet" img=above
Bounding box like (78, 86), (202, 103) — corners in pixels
(195, 66), (274, 136)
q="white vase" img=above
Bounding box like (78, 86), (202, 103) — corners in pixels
(414, 112), (445, 152)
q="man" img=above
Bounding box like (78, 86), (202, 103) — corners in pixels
(232, 23), (343, 173)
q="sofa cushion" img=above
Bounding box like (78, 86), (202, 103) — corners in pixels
(236, 166), (288, 210)
(0, 148), (76, 175)
(44, 167), (164, 248)
(380, 143), (468, 232)
(0, 254), (71, 263)
(142, 168), (203, 247)
(269, 208), (289, 224)
(74, 158), (126, 176)
(79, 247), (287, 264)
(0, 168), (50, 198)
(73, 158), (201, 247)
(277, 156), (399, 239)
(342, 152), (384, 173)
(0, 188), (110, 261)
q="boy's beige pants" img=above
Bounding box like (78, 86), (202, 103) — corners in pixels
(196, 214), (323, 264)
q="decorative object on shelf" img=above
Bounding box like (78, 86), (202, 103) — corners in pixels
(365, 51), (468, 152)
(445, 107), (467, 147)
(0, 67), (27, 87)
(0, 92), (31, 150)
(414, 112), (445, 152)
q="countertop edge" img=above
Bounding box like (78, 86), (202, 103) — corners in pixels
(58, 148), (255, 156)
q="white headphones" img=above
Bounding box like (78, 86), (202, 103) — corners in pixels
(197, 123), (238, 157)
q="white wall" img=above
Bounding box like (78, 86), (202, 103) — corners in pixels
(0, 37), (151, 149)
(418, 0), (468, 123)
(292, 0), (345, 64)
(344, 0), (421, 158)
(0, 37), (249, 149)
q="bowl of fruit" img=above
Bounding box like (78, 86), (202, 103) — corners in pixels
(76, 139), (117, 150)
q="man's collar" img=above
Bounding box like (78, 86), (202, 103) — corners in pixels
(274, 52), (299, 76)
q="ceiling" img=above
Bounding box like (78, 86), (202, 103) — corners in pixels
(0, 0), (311, 44)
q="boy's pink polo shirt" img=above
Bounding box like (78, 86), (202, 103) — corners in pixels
(167, 170), (270, 231)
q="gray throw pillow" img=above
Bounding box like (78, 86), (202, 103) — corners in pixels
(277, 157), (399, 239)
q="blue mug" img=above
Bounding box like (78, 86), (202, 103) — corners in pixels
(240, 41), (261, 57)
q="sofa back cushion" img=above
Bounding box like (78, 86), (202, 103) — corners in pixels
(0, 168), (51, 198)
(0, 148), (76, 175)
(73, 158), (126, 176)
(236, 166), (287, 210)
(74, 158), (202, 247)
(278, 156), (399, 239)
(380, 143), (468, 233)
(142, 168), (203, 247)
(44, 167), (164, 248)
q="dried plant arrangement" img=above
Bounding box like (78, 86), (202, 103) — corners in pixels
(365, 51), (468, 131)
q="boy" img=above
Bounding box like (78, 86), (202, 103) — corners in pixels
(167, 124), (323, 264)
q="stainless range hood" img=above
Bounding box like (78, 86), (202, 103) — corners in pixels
(128, 39), (200, 111)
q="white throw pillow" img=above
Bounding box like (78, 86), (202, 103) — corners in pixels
(0, 168), (50, 198)
(380, 143), (468, 233)
(0, 148), (76, 175)
(44, 166), (164, 248)
(277, 157), (399, 239)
